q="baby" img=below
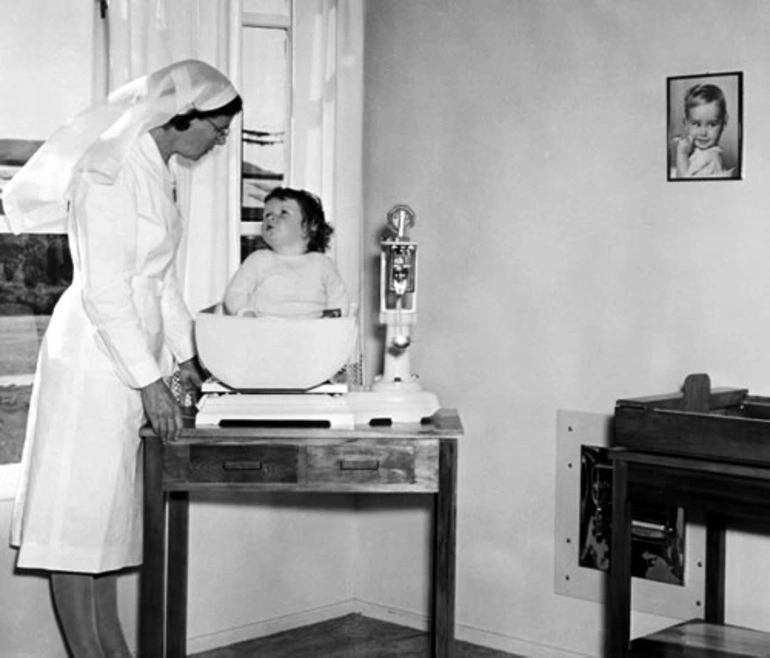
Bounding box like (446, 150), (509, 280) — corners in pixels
(673, 83), (732, 178)
(224, 187), (348, 318)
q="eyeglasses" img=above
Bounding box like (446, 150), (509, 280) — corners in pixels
(203, 117), (230, 141)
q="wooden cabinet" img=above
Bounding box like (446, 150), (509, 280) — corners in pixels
(140, 410), (462, 658)
(609, 375), (770, 657)
(161, 437), (441, 491)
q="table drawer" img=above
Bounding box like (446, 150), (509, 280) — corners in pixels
(304, 440), (439, 491)
(167, 445), (299, 484)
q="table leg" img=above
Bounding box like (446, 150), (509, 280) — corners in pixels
(705, 513), (726, 624)
(432, 439), (457, 658)
(140, 435), (166, 658)
(608, 459), (632, 658)
(167, 491), (190, 658)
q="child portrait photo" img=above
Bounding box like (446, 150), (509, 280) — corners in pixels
(667, 71), (743, 181)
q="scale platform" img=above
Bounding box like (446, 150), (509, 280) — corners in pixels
(195, 380), (440, 429)
(196, 379), (355, 429)
(196, 392), (356, 429)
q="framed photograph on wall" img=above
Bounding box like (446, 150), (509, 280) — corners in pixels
(667, 71), (743, 181)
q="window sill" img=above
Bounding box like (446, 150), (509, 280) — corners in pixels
(0, 464), (20, 502)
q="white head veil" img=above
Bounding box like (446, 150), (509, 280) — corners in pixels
(2, 59), (239, 234)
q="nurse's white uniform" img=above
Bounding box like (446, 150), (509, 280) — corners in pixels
(10, 134), (194, 573)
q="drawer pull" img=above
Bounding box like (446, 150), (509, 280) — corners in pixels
(339, 459), (380, 471)
(222, 461), (263, 471)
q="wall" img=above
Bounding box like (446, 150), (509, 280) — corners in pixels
(0, 1), (94, 139)
(359, 1), (770, 656)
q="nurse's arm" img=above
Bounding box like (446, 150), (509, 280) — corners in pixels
(160, 256), (195, 364)
(71, 177), (164, 388)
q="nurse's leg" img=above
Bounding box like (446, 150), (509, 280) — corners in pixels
(50, 571), (103, 658)
(94, 571), (132, 657)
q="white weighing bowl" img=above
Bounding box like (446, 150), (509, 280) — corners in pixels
(194, 305), (358, 391)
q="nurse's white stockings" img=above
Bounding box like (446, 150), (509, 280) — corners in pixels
(51, 571), (131, 657)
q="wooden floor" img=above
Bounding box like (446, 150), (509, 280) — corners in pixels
(190, 613), (523, 658)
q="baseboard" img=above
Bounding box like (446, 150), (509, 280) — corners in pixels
(186, 597), (590, 657)
(185, 599), (360, 654)
(356, 599), (591, 658)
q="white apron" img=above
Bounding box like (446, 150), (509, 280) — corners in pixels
(10, 134), (195, 573)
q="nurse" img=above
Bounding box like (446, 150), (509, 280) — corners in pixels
(3, 60), (242, 657)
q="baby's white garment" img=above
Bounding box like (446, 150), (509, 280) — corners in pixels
(686, 146), (727, 178)
(224, 250), (348, 318)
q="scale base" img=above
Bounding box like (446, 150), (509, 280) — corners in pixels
(196, 393), (356, 429)
(195, 388), (440, 428)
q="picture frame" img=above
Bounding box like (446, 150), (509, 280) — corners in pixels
(554, 410), (707, 618)
(667, 71), (743, 181)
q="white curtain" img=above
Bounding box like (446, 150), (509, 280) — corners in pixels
(292, 0), (364, 376)
(101, 0), (241, 313)
(291, 0), (363, 310)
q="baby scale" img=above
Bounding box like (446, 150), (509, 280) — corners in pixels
(194, 205), (439, 428)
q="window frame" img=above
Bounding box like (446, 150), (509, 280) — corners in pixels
(0, 6), (297, 491)
(0, 1), (366, 490)
(239, 10), (293, 252)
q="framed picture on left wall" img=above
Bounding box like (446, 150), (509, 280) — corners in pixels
(667, 71), (743, 181)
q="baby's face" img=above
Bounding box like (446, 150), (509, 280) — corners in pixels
(683, 101), (725, 150)
(262, 198), (308, 255)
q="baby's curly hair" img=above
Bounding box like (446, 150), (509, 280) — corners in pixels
(265, 187), (334, 253)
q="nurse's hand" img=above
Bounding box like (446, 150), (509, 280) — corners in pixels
(141, 379), (183, 441)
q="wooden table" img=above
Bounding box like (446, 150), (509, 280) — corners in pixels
(608, 374), (770, 657)
(138, 409), (462, 658)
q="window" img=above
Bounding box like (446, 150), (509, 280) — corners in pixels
(240, 2), (291, 261)
(0, 1), (296, 470)
(0, 232), (72, 465)
(0, 146), (74, 467)
(0, 0), (364, 475)
(0, 1), (92, 477)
